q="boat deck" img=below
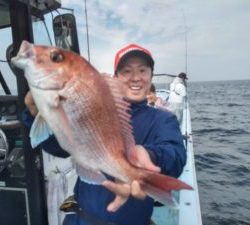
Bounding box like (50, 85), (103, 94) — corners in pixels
(152, 103), (202, 225)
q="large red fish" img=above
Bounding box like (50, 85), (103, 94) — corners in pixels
(11, 40), (192, 205)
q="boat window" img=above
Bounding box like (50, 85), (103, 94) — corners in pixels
(32, 15), (54, 46)
(0, 0), (10, 29)
(0, 26), (16, 95)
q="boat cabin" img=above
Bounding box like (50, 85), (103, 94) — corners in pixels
(0, 1), (79, 225)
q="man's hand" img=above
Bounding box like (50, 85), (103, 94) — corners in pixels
(103, 180), (145, 212)
(24, 91), (38, 116)
(102, 145), (160, 212)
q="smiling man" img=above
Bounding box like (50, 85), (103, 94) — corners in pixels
(101, 44), (187, 225)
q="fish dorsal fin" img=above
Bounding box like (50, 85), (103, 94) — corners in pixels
(103, 76), (136, 157)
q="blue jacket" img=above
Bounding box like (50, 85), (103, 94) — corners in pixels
(24, 100), (186, 225)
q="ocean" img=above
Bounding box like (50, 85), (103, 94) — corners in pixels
(188, 79), (250, 225)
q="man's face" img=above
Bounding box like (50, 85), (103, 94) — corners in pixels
(116, 56), (152, 102)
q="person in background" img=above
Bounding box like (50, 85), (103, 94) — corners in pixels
(23, 43), (187, 225)
(147, 83), (169, 109)
(167, 72), (187, 124)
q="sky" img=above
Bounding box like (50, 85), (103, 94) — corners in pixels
(61, 0), (250, 82)
(1, 0), (250, 89)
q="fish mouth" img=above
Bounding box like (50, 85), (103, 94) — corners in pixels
(17, 40), (34, 58)
(11, 40), (35, 67)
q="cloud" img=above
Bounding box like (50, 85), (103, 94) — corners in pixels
(61, 0), (250, 81)
(62, 0), (186, 71)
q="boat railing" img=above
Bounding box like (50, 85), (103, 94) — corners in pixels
(153, 73), (177, 90)
(152, 74), (202, 225)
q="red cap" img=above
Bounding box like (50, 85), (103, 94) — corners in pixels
(114, 43), (154, 73)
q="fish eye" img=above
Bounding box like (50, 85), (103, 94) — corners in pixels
(50, 50), (64, 63)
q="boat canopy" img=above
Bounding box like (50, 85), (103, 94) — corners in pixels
(153, 73), (177, 90)
(0, 0), (61, 29)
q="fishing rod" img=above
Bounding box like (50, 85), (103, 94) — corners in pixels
(182, 9), (189, 148)
(84, 0), (91, 62)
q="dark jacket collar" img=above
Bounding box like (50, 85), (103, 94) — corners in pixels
(131, 99), (148, 114)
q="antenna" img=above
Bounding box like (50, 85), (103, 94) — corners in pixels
(84, 0), (91, 62)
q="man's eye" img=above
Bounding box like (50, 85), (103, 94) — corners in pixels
(121, 69), (131, 75)
(50, 50), (64, 62)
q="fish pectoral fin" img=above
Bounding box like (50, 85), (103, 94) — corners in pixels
(76, 165), (107, 185)
(30, 113), (53, 148)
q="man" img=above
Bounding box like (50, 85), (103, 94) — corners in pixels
(167, 72), (187, 123)
(24, 44), (186, 225)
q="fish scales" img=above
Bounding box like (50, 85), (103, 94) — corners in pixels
(61, 75), (130, 181)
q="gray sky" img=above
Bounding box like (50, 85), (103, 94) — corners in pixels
(62, 0), (250, 82)
(1, 0), (250, 86)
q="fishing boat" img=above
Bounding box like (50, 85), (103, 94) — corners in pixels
(0, 1), (202, 224)
(151, 74), (203, 225)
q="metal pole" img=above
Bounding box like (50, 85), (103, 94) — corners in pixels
(84, 0), (91, 62)
(0, 70), (11, 94)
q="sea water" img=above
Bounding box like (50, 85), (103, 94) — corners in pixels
(189, 79), (250, 225)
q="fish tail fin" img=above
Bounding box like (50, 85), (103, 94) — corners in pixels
(141, 171), (193, 206)
(30, 113), (53, 148)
